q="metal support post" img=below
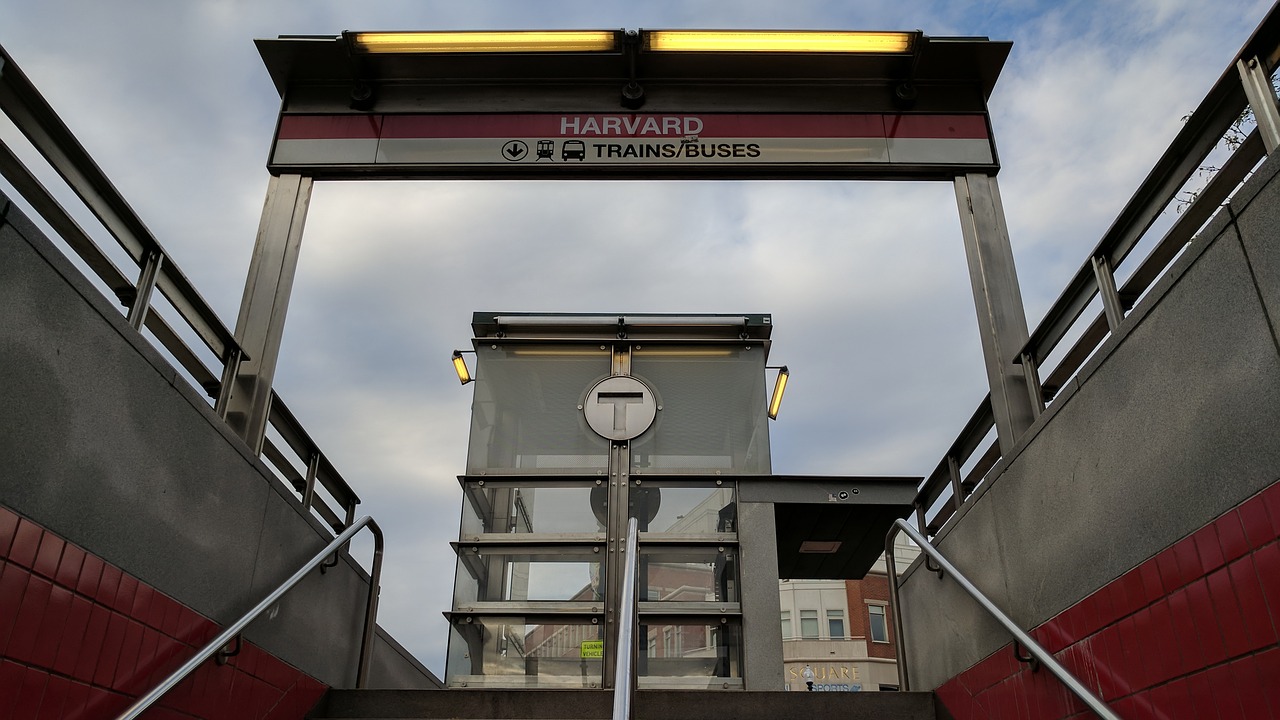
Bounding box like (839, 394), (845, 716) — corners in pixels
(737, 501), (784, 689)
(126, 249), (163, 331)
(1019, 352), (1045, 418)
(225, 174), (313, 454)
(1090, 255), (1126, 331)
(947, 455), (965, 511)
(1238, 55), (1280, 154)
(954, 173), (1037, 453)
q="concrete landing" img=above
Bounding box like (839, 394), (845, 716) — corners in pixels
(309, 689), (941, 720)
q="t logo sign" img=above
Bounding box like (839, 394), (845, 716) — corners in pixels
(583, 377), (657, 441)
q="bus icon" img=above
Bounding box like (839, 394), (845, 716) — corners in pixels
(561, 140), (586, 161)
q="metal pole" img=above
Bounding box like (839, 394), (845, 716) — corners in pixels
(1090, 255), (1126, 331)
(225, 174), (313, 454)
(126, 249), (163, 331)
(884, 531), (910, 692)
(954, 173), (1037, 453)
(612, 517), (639, 720)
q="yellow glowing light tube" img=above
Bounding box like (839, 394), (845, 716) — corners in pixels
(645, 30), (915, 54)
(768, 366), (789, 420)
(352, 31), (619, 54)
(452, 350), (473, 385)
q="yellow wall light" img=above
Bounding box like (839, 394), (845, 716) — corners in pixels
(351, 31), (620, 54)
(644, 30), (915, 54)
(767, 365), (789, 420)
(452, 350), (474, 385)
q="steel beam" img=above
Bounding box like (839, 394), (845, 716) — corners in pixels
(225, 174), (313, 453)
(954, 173), (1036, 453)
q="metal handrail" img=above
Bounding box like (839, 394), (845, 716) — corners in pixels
(612, 517), (639, 720)
(115, 516), (384, 720)
(885, 519), (1120, 720)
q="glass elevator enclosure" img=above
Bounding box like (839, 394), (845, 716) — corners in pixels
(445, 313), (774, 689)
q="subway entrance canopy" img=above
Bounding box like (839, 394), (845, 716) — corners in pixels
(227, 26), (1033, 693)
(235, 28), (1037, 496)
(255, 29), (1010, 179)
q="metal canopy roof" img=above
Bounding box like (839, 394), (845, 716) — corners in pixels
(739, 475), (919, 579)
(470, 312), (774, 342)
(255, 32), (1011, 115)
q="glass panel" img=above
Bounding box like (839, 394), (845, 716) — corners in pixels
(780, 611), (791, 639)
(467, 345), (611, 474)
(630, 345), (771, 474)
(868, 605), (888, 643)
(827, 610), (845, 639)
(639, 621), (741, 680)
(446, 616), (605, 688)
(461, 482), (606, 537)
(454, 547), (604, 605)
(639, 546), (738, 603)
(800, 610), (819, 638)
(632, 483), (736, 535)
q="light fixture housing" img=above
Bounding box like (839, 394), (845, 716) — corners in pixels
(452, 350), (474, 385)
(349, 30), (620, 54)
(768, 365), (789, 420)
(643, 30), (916, 54)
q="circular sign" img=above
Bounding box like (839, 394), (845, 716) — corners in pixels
(583, 376), (657, 441)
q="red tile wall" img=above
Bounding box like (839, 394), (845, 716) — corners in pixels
(935, 480), (1280, 720)
(0, 506), (328, 720)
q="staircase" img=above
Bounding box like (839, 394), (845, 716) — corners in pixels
(308, 689), (942, 720)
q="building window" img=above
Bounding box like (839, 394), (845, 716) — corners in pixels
(781, 611), (791, 639)
(800, 610), (819, 638)
(827, 610), (845, 639)
(868, 604), (888, 643)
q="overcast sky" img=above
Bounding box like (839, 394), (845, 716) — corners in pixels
(1, 0), (1270, 676)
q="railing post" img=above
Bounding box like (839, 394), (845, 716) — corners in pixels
(224, 174), (313, 454)
(946, 455), (965, 511)
(954, 173), (1037, 454)
(1090, 255), (1126, 331)
(1238, 55), (1280, 153)
(126, 249), (163, 331)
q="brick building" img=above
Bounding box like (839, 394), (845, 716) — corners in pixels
(779, 534), (919, 691)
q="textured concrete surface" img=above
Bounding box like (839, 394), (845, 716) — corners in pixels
(0, 193), (436, 689)
(899, 154), (1280, 690)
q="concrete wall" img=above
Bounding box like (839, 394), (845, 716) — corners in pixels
(0, 191), (438, 692)
(898, 153), (1280, 691)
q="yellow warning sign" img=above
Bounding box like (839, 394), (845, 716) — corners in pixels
(580, 640), (604, 659)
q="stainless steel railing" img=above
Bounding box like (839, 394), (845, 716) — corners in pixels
(886, 518), (1120, 720)
(0, 43), (361, 534)
(912, 2), (1280, 540)
(611, 517), (640, 720)
(115, 515), (384, 720)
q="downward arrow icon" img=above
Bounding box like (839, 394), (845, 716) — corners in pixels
(502, 140), (528, 161)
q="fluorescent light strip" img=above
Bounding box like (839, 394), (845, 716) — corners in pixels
(352, 31), (618, 54)
(645, 30), (914, 54)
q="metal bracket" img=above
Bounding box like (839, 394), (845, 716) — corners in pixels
(320, 551), (340, 574)
(1013, 640), (1041, 672)
(620, 31), (645, 110)
(214, 635), (241, 666)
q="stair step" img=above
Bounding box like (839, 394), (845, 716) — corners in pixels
(309, 689), (939, 720)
